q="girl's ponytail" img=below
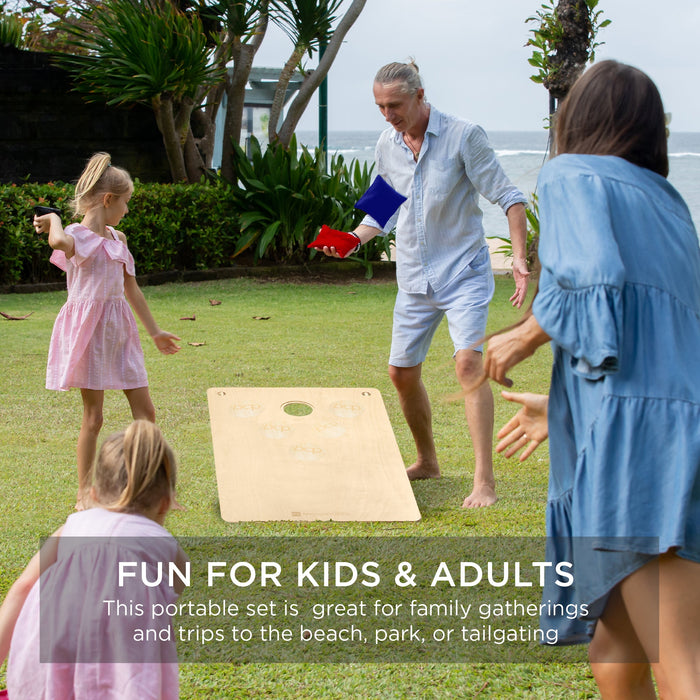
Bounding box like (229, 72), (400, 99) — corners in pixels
(71, 152), (133, 216)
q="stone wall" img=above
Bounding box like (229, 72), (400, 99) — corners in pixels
(0, 46), (170, 183)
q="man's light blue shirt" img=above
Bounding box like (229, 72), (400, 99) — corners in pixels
(361, 105), (527, 294)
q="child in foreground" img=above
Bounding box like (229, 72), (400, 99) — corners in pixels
(33, 152), (180, 509)
(0, 420), (187, 699)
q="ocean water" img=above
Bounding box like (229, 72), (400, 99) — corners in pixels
(297, 130), (700, 240)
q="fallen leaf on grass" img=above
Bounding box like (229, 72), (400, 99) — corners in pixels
(180, 315), (196, 321)
(252, 316), (271, 321)
(209, 299), (222, 306)
(0, 311), (34, 321)
(188, 342), (206, 347)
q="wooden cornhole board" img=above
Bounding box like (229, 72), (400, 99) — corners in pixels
(207, 387), (421, 522)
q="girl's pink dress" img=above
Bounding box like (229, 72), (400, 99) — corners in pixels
(6, 508), (180, 699)
(46, 224), (148, 391)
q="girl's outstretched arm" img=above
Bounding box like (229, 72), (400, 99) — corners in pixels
(33, 213), (75, 257)
(0, 527), (62, 664)
(123, 273), (180, 355)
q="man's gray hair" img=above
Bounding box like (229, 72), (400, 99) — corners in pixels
(374, 60), (423, 94)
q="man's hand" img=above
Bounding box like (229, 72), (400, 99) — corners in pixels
(510, 256), (529, 308)
(312, 224), (381, 259)
(317, 245), (346, 259)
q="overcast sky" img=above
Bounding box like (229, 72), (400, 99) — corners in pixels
(254, 0), (700, 133)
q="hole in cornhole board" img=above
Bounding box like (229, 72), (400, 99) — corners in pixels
(207, 387), (421, 522)
(282, 401), (313, 417)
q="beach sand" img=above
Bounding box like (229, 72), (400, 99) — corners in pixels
(488, 237), (513, 274)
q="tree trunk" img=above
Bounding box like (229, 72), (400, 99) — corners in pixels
(276, 0), (367, 147)
(184, 125), (206, 182)
(152, 95), (188, 182)
(221, 41), (258, 181)
(220, 7), (269, 182)
(172, 96), (204, 182)
(268, 45), (305, 145)
(194, 80), (226, 170)
(545, 0), (592, 100)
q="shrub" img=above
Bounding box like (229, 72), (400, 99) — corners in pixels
(123, 182), (240, 272)
(0, 180), (240, 285)
(230, 135), (393, 275)
(0, 147), (393, 286)
(0, 181), (73, 285)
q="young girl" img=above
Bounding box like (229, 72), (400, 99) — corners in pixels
(33, 153), (180, 509)
(0, 420), (186, 699)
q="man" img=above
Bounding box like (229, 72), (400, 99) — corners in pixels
(323, 61), (529, 507)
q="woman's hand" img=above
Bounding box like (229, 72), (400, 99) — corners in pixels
(483, 314), (550, 387)
(496, 391), (549, 462)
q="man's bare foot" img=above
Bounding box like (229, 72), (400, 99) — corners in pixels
(406, 462), (440, 481)
(462, 483), (497, 508)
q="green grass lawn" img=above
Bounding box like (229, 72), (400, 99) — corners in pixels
(0, 274), (599, 698)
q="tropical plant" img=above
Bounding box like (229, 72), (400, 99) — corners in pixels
(229, 134), (387, 275)
(526, 0), (610, 114)
(490, 193), (540, 272)
(8, 0), (368, 182)
(0, 10), (23, 47)
(0, 0), (74, 51)
(56, 0), (226, 183)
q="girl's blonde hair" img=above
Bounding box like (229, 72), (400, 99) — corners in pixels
(93, 420), (177, 514)
(71, 152), (133, 216)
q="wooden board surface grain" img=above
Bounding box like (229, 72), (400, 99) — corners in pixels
(207, 387), (421, 522)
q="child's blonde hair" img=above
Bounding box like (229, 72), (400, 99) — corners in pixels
(93, 420), (177, 514)
(71, 152), (133, 217)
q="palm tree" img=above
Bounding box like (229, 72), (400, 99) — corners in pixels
(207, 0), (271, 183)
(40, 0), (367, 180)
(267, 0), (366, 147)
(60, 0), (225, 182)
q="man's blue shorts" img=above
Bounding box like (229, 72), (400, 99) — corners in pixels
(389, 245), (495, 368)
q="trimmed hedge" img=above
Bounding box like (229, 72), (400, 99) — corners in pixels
(0, 150), (392, 287)
(0, 180), (240, 286)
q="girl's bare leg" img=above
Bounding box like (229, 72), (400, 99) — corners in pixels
(124, 386), (156, 422)
(77, 389), (105, 509)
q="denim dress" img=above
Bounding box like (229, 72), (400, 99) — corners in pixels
(532, 154), (700, 643)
